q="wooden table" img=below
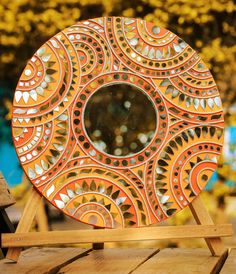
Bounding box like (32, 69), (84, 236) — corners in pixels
(0, 247), (235, 274)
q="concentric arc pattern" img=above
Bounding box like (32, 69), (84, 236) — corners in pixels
(12, 17), (224, 228)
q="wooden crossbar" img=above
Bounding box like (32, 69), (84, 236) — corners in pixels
(2, 187), (233, 262)
(1, 224), (233, 248)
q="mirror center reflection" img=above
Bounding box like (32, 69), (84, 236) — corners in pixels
(84, 84), (157, 157)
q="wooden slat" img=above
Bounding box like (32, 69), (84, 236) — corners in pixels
(0, 172), (15, 209)
(35, 199), (49, 232)
(220, 249), (236, 274)
(6, 187), (42, 261)
(132, 248), (227, 274)
(0, 247), (91, 274)
(0, 249), (4, 260)
(0, 209), (15, 256)
(189, 195), (226, 256)
(1, 224), (232, 248)
(92, 226), (105, 250)
(59, 248), (159, 274)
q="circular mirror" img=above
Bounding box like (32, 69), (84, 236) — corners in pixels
(84, 84), (157, 156)
(12, 17), (224, 229)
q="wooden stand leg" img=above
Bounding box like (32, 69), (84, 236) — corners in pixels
(6, 187), (41, 262)
(35, 198), (49, 232)
(0, 208), (15, 257)
(92, 226), (104, 250)
(189, 195), (225, 256)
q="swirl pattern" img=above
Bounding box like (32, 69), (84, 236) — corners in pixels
(12, 17), (224, 228)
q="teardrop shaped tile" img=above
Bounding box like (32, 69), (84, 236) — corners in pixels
(160, 79), (171, 86)
(15, 90), (22, 103)
(37, 47), (46, 56)
(53, 143), (64, 152)
(58, 114), (68, 121)
(186, 97), (192, 108)
(51, 39), (60, 48)
(193, 98), (200, 110)
(36, 86), (44, 96)
(30, 89), (38, 101)
(35, 164), (44, 175)
(160, 195), (170, 204)
(173, 43), (181, 53)
(129, 37), (138, 46)
(208, 98), (214, 109)
(54, 200), (65, 209)
(142, 45), (149, 56)
(156, 49), (162, 59)
(41, 159), (49, 170)
(148, 48), (155, 59)
(116, 197), (126, 206)
(214, 97), (221, 107)
(60, 193), (69, 203)
(46, 185), (55, 197)
(166, 85), (174, 95)
(200, 98), (206, 109)
(42, 53), (51, 62)
(125, 18), (135, 25)
(22, 92), (29, 103)
(28, 168), (36, 179)
(27, 108), (38, 114)
(67, 188), (75, 198)
(172, 89), (179, 98)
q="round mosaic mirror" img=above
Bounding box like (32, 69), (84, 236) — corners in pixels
(12, 17), (224, 228)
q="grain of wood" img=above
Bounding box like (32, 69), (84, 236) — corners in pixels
(0, 247), (91, 274)
(6, 187), (42, 261)
(189, 196), (225, 256)
(92, 226), (104, 250)
(220, 249), (236, 274)
(58, 248), (159, 274)
(132, 248), (226, 274)
(35, 199), (49, 232)
(2, 224), (232, 248)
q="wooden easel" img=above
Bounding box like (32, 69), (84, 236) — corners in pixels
(1, 186), (233, 262)
(0, 172), (16, 257)
(0, 173), (49, 259)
